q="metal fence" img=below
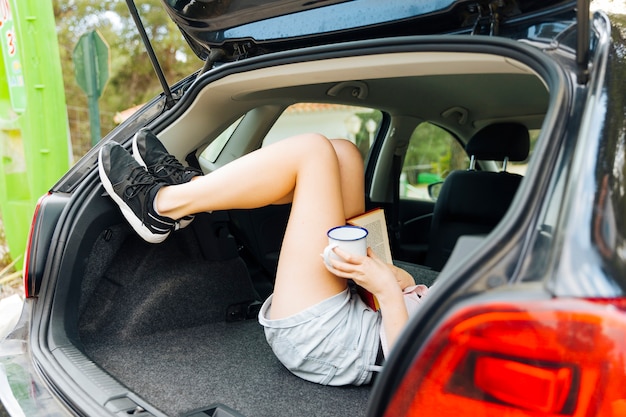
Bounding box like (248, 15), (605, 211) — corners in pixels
(66, 105), (117, 159)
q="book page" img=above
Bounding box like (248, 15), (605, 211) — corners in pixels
(347, 208), (391, 311)
(348, 208), (392, 263)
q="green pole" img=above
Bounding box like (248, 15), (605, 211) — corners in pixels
(0, 0), (71, 270)
(74, 31), (109, 146)
(81, 36), (102, 145)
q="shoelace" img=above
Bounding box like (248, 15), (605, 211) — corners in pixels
(123, 166), (165, 228)
(124, 166), (158, 199)
(151, 154), (189, 183)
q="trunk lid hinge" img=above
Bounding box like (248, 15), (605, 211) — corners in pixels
(470, 1), (504, 36)
(232, 42), (252, 61)
(199, 43), (252, 75)
(125, 0), (176, 109)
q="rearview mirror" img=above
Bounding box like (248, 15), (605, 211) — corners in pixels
(428, 182), (443, 201)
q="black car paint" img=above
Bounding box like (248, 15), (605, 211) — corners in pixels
(368, 11), (626, 415)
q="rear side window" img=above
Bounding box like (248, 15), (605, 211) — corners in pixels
(200, 104), (383, 165)
(401, 122), (468, 200)
(263, 103), (383, 163)
(200, 117), (244, 163)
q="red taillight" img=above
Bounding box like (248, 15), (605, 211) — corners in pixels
(384, 298), (626, 417)
(22, 193), (48, 298)
(474, 356), (573, 413)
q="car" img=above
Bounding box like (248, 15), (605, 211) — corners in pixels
(1, 0), (625, 416)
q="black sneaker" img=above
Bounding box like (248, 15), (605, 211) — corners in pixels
(132, 128), (202, 184)
(98, 142), (176, 243)
(132, 129), (201, 229)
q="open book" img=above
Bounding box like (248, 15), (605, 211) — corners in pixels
(347, 208), (392, 311)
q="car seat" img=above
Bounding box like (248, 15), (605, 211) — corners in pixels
(424, 122), (530, 271)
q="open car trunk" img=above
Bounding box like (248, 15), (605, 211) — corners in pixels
(32, 27), (568, 416)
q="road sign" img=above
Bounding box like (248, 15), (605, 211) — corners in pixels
(73, 31), (109, 98)
(73, 30), (110, 144)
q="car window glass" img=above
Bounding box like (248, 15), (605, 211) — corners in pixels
(401, 122), (468, 201)
(200, 116), (244, 163)
(263, 103), (382, 163)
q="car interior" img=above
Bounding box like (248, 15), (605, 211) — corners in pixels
(62, 49), (551, 416)
(424, 122), (530, 270)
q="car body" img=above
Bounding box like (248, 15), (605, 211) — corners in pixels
(1, 0), (626, 416)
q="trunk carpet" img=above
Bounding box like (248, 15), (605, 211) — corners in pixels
(79, 225), (377, 417)
(84, 319), (371, 417)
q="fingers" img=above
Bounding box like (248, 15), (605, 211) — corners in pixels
(334, 246), (380, 265)
(323, 248), (363, 277)
(366, 247), (380, 260)
(332, 246), (362, 264)
(323, 257), (356, 279)
(322, 246), (391, 291)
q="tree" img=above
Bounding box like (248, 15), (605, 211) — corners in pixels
(404, 123), (466, 183)
(53, 0), (202, 158)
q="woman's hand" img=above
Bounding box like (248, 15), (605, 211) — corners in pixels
(390, 264), (417, 290)
(324, 246), (401, 298)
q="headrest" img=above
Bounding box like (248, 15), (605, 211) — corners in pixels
(466, 123), (530, 161)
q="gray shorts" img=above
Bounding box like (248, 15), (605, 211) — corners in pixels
(258, 287), (382, 386)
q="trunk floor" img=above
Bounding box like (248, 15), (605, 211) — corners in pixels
(84, 319), (371, 417)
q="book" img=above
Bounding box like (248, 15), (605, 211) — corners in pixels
(348, 208), (392, 264)
(347, 208), (392, 311)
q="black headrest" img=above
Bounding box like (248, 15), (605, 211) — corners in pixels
(466, 123), (530, 161)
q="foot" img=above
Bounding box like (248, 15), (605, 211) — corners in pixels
(132, 129), (202, 229)
(132, 129), (202, 184)
(98, 142), (176, 243)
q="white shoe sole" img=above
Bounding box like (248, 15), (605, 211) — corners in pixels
(132, 130), (148, 168)
(98, 146), (170, 244)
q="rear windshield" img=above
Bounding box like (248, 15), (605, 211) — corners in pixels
(215, 0), (457, 42)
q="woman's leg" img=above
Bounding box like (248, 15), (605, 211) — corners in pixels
(331, 138), (365, 219)
(155, 133), (361, 318)
(271, 138), (365, 318)
(271, 138), (365, 217)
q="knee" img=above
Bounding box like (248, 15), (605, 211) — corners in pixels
(331, 139), (362, 160)
(297, 133), (338, 159)
(330, 139), (364, 172)
(288, 134), (361, 170)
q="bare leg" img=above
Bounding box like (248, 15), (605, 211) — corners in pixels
(332, 138), (365, 218)
(270, 138), (365, 217)
(155, 133), (362, 318)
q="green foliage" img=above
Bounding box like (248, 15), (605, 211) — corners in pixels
(53, 0), (202, 158)
(353, 110), (382, 157)
(404, 123), (467, 183)
(405, 123), (450, 168)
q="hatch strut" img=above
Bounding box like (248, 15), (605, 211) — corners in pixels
(470, 1), (502, 36)
(125, 0), (175, 108)
(576, 0), (590, 84)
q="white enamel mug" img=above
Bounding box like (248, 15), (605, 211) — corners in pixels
(323, 225), (368, 266)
